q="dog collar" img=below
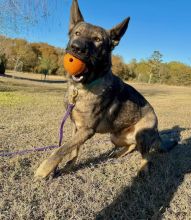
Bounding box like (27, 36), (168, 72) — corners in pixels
(84, 77), (104, 90)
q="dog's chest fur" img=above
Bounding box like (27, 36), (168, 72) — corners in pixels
(67, 74), (152, 134)
(68, 75), (115, 132)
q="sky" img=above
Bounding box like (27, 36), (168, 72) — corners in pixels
(3, 0), (191, 65)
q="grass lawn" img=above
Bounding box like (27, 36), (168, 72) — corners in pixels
(0, 73), (191, 219)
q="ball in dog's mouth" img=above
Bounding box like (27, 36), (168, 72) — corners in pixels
(63, 53), (86, 74)
(63, 53), (88, 82)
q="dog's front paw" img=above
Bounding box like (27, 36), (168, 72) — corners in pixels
(34, 157), (61, 179)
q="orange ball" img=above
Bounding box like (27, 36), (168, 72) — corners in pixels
(63, 53), (86, 75)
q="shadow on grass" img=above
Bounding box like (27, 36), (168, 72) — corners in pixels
(54, 126), (191, 219)
(53, 148), (115, 177)
(96, 126), (191, 220)
(1, 73), (67, 84)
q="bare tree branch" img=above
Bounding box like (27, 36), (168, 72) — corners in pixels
(0, 0), (49, 34)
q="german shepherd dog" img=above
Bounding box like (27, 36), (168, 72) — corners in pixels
(35, 0), (176, 179)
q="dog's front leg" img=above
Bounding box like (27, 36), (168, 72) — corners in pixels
(65, 123), (79, 168)
(34, 128), (94, 179)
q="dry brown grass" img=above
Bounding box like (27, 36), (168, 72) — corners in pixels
(0, 74), (191, 220)
(6, 70), (67, 81)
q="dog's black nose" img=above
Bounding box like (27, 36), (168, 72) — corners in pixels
(71, 41), (87, 54)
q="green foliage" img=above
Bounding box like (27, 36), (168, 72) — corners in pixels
(147, 51), (163, 83)
(38, 57), (58, 75)
(133, 60), (150, 82)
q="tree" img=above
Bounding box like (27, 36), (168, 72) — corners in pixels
(31, 43), (59, 78)
(166, 61), (191, 85)
(134, 60), (150, 82)
(38, 56), (58, 79)
(112, 55), (130, 80)
(128, 59), (137, 80)
(10, 39), (38, 72)
(0, 53), (7, 75)
(148, 51), (163, 83)
(57, 48), (66, 76)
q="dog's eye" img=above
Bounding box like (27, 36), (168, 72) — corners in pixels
(94, 37), (101, 42)
(75, 31), (81, 36)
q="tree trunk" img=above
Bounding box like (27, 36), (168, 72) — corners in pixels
(14, 56), (21, 72)
(137, 73), (141, 81)
(148, 73), (153, 84)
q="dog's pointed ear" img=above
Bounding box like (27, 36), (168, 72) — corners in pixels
(108, 17), (130, 49)
(69, 0), (84, 32)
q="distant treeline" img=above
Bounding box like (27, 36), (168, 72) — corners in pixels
(112, 51), (191, 86)
(0, 35), (65, 76)
(0, 35), (191, 86)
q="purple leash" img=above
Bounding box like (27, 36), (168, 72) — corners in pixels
(0, 103), (75, 157)
(59, 103), (74, 146)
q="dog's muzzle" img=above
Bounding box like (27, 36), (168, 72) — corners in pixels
(66, 40), (92, 83)
(67, 39), (89, 62)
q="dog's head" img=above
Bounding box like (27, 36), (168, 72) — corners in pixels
(66, 0), (130, 84)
